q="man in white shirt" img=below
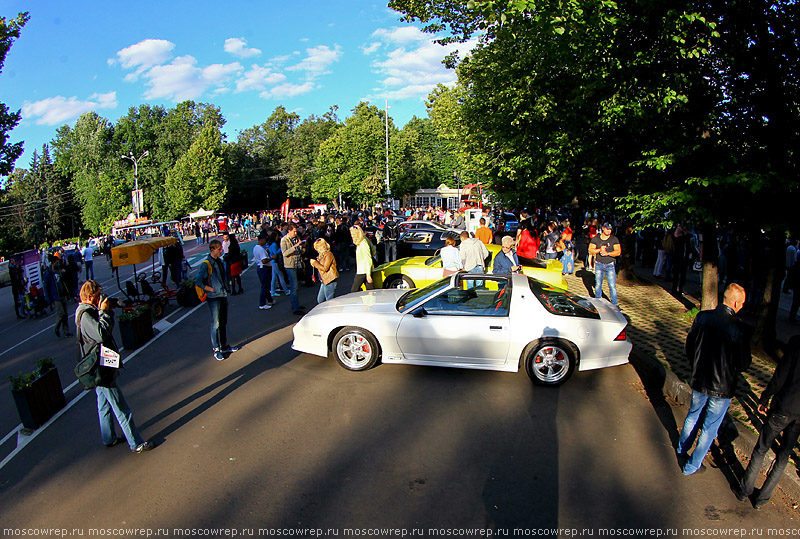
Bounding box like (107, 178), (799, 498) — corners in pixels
(252, 233), (275, 310)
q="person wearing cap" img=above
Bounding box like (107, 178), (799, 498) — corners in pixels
(252, 233), (276, 310)
(588, 222), (621, 306)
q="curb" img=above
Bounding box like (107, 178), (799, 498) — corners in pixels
(629, 343), (800, 508)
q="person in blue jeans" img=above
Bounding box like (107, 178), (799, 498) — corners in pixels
(268, 231), (288, 296)
(196, 240), (240, 361)
(677, 283), (750, 475)
(588, 223), (621, 306)
(75, 280), (154, 453)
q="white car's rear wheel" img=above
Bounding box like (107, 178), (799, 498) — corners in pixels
(333, 327), (380, 371)
(525, 341), (576, 386)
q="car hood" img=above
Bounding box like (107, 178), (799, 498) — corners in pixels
(375, 256), (430, 271)
(306, 289), (409, 315)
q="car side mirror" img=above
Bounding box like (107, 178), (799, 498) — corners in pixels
(412, 307), (426, 318)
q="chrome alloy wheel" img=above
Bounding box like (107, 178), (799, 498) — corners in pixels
(531, 345), (570, 383)
(335, 332), (375, 369)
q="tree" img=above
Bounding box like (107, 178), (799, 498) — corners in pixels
(230, 105), (299, 209)
(283, 107), (340, 200)
(0, 12), (29, 176)
(52, 112), (127, 234)
(314, 102), (416, 207)
(164, 125), (227, 218)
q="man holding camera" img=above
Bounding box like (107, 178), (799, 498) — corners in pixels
(76, 280), (154, 453)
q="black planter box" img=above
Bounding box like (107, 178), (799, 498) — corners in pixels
(119, 311), (154, 350)
(177, 286), (201, 308)
(12, 368), (67, 430)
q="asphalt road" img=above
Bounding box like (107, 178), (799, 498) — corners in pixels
(0, 245), (797, 533)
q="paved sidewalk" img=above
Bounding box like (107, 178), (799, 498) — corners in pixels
(563, 260), (800, 510)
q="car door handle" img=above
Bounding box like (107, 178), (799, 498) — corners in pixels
(489, 325), (503, 330)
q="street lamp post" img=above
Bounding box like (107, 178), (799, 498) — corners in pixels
(121, 150), (149, 218)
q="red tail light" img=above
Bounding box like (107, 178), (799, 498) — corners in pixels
(614, 328), (628, 341)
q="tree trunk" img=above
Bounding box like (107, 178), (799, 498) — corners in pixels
(617, 224), (638, 283)
(700, 222), (719, 311)
(752, 233), (784, 350)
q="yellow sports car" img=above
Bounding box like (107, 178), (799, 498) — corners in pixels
(369, 244), (568, 290)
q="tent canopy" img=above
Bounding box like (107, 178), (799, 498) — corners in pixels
(111, 237), (177, 267)
(189, 207), (214, 220)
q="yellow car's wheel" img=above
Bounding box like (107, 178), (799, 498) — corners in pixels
(385, 275), (414, 289)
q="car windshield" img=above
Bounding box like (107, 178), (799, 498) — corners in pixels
(397, 277), (451, 312)
(527, 277), (600, 319)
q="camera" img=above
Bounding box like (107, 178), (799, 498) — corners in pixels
(100, 294), (121, 308)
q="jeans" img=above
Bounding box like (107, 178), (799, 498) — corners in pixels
(465, 265), (484, 289)
(256, 265), (273, 306)
(207, 297), (228, 350)
(271, 263), (288, 295)
(677, 391), (732, 474)
(286, 268), (300, 311)
(54, 300), (69, 334)
(739, 410), (800, 502)
(545, 252), (557, 260)
(384, 240), (397, 263)
(96, 383), (144, 450)
(594, 261), (618, 305)
(85, 260), (94, 281)
(562, 252), (574, 274)
(318, 280), (337, 303)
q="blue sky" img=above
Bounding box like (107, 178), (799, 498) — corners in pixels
(1, 0), (478, 174)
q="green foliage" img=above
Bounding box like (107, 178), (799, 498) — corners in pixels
(311, 102), (430, 207)
(0, 11), (28, 176)
(164, 125), (226, 218)
(8, 357), (55, 391)
(119, 304), (150, 322)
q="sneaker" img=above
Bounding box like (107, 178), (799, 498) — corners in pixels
(132, 441), (155, 453)
(686, 464), (707, 476)
(105, 437), (126, 448)
(267, 299), (276, 306)
(259, 304), (272, 310)
(213, 349), (225, 361)
(223, 345), (240, 353)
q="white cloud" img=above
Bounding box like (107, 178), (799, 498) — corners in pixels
(142, 56), (241, 102)
(287, 45), (342, 78)
(22, 92), (118, 126)
(371, 26), (429, 45)
(362, 42), (381, 55)
(109, 39), (175, 80)
(235, 65), (286, 93)
(224, 38), (261, 58)
(366, 27), (478, 101)
(260, 82), (315, 99)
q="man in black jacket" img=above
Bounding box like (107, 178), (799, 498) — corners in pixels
(735, 335), (800, 508)
(677, 283), (751, 475)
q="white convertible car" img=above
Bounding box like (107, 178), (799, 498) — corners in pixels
(291, 273), (631, 386)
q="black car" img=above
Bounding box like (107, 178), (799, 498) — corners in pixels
(396, 227), (462, 258)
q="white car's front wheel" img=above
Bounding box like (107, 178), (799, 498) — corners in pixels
(333, 327), (380, 371)
(525, 340), (576, 386)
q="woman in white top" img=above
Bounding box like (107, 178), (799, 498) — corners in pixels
(440, 235), (463, 276)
